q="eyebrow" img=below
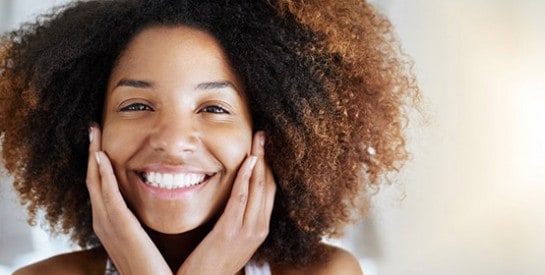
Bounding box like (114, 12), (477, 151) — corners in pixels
(114, 79), (240, 94)
(115, 79), (153, 88)
(195, 81), (239, 92)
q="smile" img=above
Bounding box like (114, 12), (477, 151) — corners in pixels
(141, 172), (210, 189)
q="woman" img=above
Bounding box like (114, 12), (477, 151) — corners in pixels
(0, 0), (418, 274)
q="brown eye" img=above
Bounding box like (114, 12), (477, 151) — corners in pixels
(201, 105), (229, 114)
(120, 103), (154, 112)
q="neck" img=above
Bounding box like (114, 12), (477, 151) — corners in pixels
(145, 220), (215, 272)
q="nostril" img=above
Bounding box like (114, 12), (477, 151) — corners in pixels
(153, 146), (165, 152)
(148, 121), (200, 154)
(149, 134), (199, 154)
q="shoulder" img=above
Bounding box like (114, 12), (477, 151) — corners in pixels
(309, 244), (363, 275)
(13, 248), (106, 275)
(272, 244), (363, 275)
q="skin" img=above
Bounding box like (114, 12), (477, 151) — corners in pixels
(14, 26), (363, 275)
(101, 25), (254, 236)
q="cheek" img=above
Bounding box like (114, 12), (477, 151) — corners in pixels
(209, 127), (252, 171)
(101, 122), (139, 169)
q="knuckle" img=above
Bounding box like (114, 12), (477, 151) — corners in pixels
(235, 193), (247, 204)
(92, 222), (104, 236)
(244, 229), (268, 242)
(102, 196), (112, 205)
(107, 208), (122, 221)
(252, 223), (269, 240)
(245, 227), (266, 239)
(256, 230), (269, 241)
(257, 224), (269, 238)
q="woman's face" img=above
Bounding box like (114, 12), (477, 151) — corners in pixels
(102, 26), (252, 234)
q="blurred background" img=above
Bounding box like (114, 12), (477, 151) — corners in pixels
(1, 0), (544, 274)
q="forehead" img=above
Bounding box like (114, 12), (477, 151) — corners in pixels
(123, 25), (224, 57)
(108, 25), (243, 92)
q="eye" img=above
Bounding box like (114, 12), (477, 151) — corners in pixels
(119, 103), (154, 112)
(200, 105), (230, 114)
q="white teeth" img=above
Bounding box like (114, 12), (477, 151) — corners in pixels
(163, 174), (173, 189)
(174, 174), (184, 187)
(144, 172), (206, 189)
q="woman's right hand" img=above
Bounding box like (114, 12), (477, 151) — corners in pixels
(86, 125), (172, 275)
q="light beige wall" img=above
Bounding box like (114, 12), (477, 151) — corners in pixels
(367, 0), (545, 274)
(0, 1), (75, 273)
(2, 0), (71, 32)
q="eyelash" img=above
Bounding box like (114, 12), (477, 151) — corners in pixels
(119, 103), (229, 114)
(200, 105), (230, 114)
(119, 103), (153, 112)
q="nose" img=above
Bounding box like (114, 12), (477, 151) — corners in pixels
(148, 111), (199, 155)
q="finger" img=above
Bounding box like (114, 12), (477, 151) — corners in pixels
(251, 131), (265, 157)
(261, 166), (276, 228)
(243, 131), (267, 226)
(86, 124), (105, 214)
(94, 151), (128, 219)
(221, 155), (258, 226)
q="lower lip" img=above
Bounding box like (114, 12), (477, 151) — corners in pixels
(137, 174), (211, 200)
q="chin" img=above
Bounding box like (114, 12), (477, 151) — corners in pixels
(148, 219), (201, 234)
(137, 205), (219, 235)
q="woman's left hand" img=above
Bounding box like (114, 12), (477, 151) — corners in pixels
(176, 131), (276, 275)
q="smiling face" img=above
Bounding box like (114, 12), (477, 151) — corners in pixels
(102, 26), (253, 234)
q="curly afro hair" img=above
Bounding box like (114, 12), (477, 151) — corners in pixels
(0, 0), (419, 267)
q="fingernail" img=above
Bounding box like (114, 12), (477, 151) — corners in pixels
(94, 152), (101, 165)
(259, 132), (265, 146)
(249, 156), (258, 170)
(89, 127), (93, 143)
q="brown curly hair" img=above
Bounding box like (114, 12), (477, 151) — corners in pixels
(0, 0), (418, 267)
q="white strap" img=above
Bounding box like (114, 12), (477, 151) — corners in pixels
(104, 257), (119, 275)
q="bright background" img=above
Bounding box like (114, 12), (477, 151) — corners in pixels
(1, 0), (544, 274)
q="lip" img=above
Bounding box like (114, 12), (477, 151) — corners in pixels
(133, 170), (215, 200)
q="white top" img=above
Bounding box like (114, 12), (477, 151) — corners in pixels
(244, 261), (272, 275)
(105, 258), (271, 275)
